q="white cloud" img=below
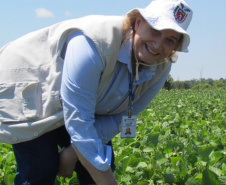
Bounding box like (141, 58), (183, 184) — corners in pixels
(65, 11), (72, 16)
(35, 8), (55, 18)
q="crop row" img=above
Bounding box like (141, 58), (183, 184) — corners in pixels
(0, 89), (225, 185)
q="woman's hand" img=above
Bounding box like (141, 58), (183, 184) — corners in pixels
(58, 144), (78, 178)
(58, 144), (118, 184)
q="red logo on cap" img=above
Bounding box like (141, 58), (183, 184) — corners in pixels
(174, 3), (190, 23)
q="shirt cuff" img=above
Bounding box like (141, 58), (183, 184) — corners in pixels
(71, 139), (112, 171)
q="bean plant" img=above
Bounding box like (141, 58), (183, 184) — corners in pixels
(0, 89), (225, 185)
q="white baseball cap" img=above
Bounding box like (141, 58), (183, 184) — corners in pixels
(128, 0), (193, 52)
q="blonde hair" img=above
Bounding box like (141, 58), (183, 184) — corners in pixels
(122, 10), (138, 39)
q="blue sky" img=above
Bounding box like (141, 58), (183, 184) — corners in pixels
(0, 0), (225, 80)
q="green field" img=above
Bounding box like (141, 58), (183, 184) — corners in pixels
(0, 89), (226, 185)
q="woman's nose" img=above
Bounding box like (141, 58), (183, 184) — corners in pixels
(152, 37), (163, 51)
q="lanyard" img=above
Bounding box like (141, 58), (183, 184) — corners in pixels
(128, 72), (135, 118)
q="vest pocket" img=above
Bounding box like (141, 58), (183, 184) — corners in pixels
(0, 81), (42, 122)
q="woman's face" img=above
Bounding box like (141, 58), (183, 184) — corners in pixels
(133, 15), (182, 64)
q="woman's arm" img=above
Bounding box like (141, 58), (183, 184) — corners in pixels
(76, 149), (118, 185)
(58, 145), (117, 184)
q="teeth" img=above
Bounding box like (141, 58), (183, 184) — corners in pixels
(147, 46), (157, 55)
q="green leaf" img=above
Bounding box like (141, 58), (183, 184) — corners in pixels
(163, 174), (175, 184)
(136, 162), (148, 169)
(128, 156), (141, 168)
(185, 177), (200, 185)
(195, 173), (203, 179)
(133, 148), (141, 156)
(222, 163), (226, 175)
(68, 172), (79, 185)
(121, 174), (131, 182)
(164, 148), (173, 154)
(155, 150), (164, 160)
(188, 152), (198, 166)
(198, 146), (215, 162)
(218, 176), (226, 185)
(1, 147), (9, 153)
(135, 171), (143, 178)
(209, 151), (223, 164)
(147, 132), (160, 147)
(209, 165), (222, 177)
(157, 158), (168, 165)
(202, 168), (221, 185)
(0, 155), (2, 166)
(4, 173), (15, 185)
(143, 147), (154, 153)
(171, 156), (183, 170)
(120, 156), (130, 175)
(126, 166), (135, 173)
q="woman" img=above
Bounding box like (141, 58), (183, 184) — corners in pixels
(0, 0), (192, 184)
(59, 0), (192, 184)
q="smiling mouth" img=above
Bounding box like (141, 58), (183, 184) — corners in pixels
(145, 44), (159, 56)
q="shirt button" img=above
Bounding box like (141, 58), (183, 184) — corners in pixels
(117, 96), (121, 100)
(13, 137), (18, 142)
(34, 132), (39, 137)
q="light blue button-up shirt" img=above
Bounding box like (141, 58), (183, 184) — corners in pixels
(61, 32), (170, 171)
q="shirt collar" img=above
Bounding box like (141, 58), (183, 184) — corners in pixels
(117, 38), (157, 85)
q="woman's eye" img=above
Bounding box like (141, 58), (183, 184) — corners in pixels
(167, 39), (176, 46)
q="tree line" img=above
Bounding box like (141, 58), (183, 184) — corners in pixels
(164, 75), (226, 90)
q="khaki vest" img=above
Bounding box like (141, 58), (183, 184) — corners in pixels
(0, 15), (171, 144)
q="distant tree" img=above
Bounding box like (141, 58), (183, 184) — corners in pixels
(214, 80), (225, 88)
(200, 78), (206, 84)
(219, 78), (226, 84)
(190, 79), (199, 87)
(163, 77), (226, 90)
(164, 74), (174, 90)
(183, 81), (191, 89)
(192, 83), (212, 90)
(206, 78), (214, 86)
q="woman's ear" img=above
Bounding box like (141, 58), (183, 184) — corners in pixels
(134, 14), (143, 31)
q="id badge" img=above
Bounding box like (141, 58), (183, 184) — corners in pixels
(120, 115), (137, 138)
